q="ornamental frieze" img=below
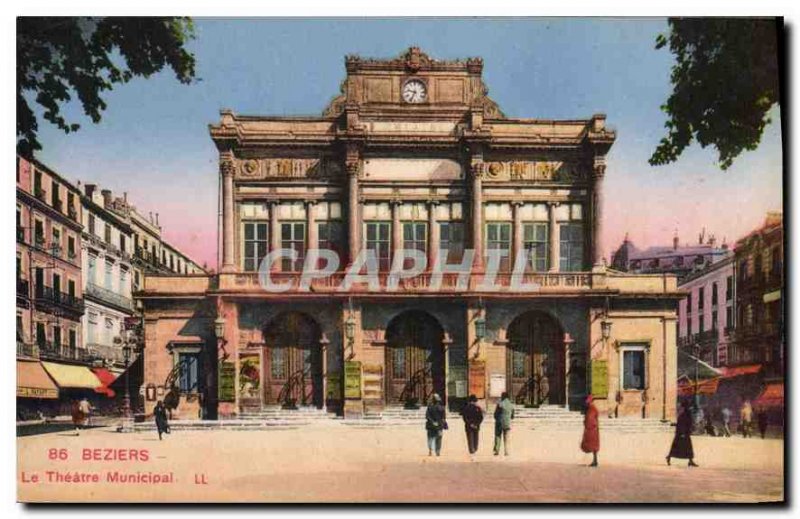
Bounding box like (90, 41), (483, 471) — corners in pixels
(482, 161), (584, 182)
(237, 158), (343, 180)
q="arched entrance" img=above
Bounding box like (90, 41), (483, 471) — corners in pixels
(385, 310), (445, 406)
(262, 312), (324, 408)
(506, 311), (565, 406)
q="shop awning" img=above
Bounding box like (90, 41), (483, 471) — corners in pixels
(41, 362), (102, 390)
(753, 382), (784, 409)
(17, 360), (59, 399)
(678, 377), (720, 397)
(91, 368), (118, 397)
(720, 364), (762, 378)
(109, 356), (143, 393)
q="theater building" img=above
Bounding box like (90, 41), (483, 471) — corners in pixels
(138, 48), (681, 422)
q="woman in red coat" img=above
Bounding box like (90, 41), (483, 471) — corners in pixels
(581, 395), (600, 467)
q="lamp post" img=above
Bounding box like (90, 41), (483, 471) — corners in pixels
(345, 315), (355, 360)
(122, 340), (132, 430)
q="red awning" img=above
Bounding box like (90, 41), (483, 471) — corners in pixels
(91, 368), (117, 398)
(678, 378), (720, 397)
(720, 364), (762, 378)
(753, 383), (783, 409)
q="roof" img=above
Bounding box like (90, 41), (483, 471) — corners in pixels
(630, 245), (730, 261)
(17, 360), (59, 399)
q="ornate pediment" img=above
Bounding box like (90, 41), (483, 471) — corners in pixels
(345, 46), (483, 74)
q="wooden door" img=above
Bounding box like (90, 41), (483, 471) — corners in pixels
(507, 312), (564, 406)
(385, 311), (444, 405)
(263, 313), (323, 408)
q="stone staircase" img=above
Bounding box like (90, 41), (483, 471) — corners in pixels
(132, 404), (674, 433)
(133, 406), (338, 432)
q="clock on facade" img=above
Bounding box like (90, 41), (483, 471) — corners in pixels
(402, 79), (427, 103)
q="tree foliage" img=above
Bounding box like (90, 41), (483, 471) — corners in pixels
(17, 17), (196, 158)
(650, 18), (780, 170)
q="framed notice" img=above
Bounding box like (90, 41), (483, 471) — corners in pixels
(468, 361), (486, 399)
(489, 374), (506, 398)
(591, 360), (609, 398)
(344, 360), (362, 399)
(218, 361), (235, 402)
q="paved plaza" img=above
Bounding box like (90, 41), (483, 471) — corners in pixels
(18, 422), (783, 503)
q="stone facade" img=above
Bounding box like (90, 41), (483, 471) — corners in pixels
(139, 48), (682, 422)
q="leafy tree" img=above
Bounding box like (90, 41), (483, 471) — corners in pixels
(17, 17), (196, 158)
(649, 18), (781, 170)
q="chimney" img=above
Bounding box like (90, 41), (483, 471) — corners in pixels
(708, 234), (716, 247)
(123, 192), (128, 203)
(101, 189), (112, 207)
(673, 233), (679, 251)
(155, 213), (160, 226)
(149, 211), (153, 223)
(84, 184), (97, 198)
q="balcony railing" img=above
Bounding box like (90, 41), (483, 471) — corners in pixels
(86, 342), (128, 364)
(17, 342), (37, 358)
(226, 271), (596, 294)
(85, 282), (133, 311)
(678, 329), (720, 349)
(34, 286), (84, 312)
(37, 342), (95, 363)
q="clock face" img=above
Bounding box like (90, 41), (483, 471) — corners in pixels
(402, 79), (427, 103)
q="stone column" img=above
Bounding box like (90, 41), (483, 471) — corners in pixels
(427, 200), (439, 270)
(305, 200), (317, 255)
(220, 152), (236, 273)
(391, 200), (402, 268)
(268, 201), (280, 272)
(591, 158), (606, 267)
(470, 159), (484, 271)
(548, 202), (560, 272)
(512, 201), (524, 271)
(346, 148), (361, 266)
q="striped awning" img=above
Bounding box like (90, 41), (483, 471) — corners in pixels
(17, 360), (59, 399)
(41, 362), (102, 390)
(753, 383), (783, 409)
(678, 377), (720, 397)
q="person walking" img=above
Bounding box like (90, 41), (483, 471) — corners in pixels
(740, 400), (753, 438)
(757, 407), (769, 439)
(720, 406), (732, 437)
(581, 395), (600, 467)
(493, 392), (515, 456)
(154, 400), (170, 440)
(461, 394), (484, 458)
(703, 413), (717, 437)
(425, 393), (447, 457)
(667, 401), (698, 467)
(71, 399), (84, 436)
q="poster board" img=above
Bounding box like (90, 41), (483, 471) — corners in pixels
(327, 372), (342, 400)
(591, 360), (608, 398)
(489, 373), (506, 398)
(468, 361), (486, 399)
(344, 360), (362, 399)
(218, 361), (235, 402)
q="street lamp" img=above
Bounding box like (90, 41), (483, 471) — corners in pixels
(214, 317), (226, 340)
(122, 341), (132, 422)
(601, 319), (612, 341)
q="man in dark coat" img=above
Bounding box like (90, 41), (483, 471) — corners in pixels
(461, 394), (484, 457)
(667, 401), (698, 467)
(425, 393), (447, 457)
(757, 407), (769, 439)
(154, 400), (170, 440)
(581, 395), (600, 467)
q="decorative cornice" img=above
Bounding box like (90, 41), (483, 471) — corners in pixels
(345, 47), (483, 74)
